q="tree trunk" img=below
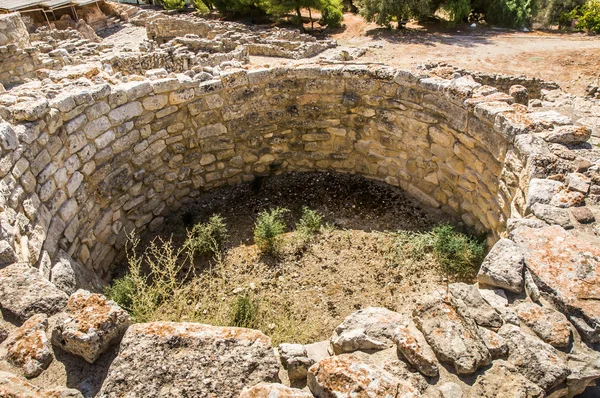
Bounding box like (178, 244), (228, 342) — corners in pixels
(308, 7), (314, 30)
(295, 6), (304, 32)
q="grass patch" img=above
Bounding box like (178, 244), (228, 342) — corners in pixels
(388, 224), (485, 281)
(253, 207), (289, 254)
(184, 214), (228, 256)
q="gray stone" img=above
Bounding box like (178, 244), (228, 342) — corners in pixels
(449, 283), (504, 329)
(413, 295), (491, 374)
(0, 263), (68, 322)
(0, 371), (83, 397)
(50, 249), (103, 295)
(0, 239), (17, 268)
(278, 343), (314, 383)
(544, 125), (591, 144)
(98, 322), (279, 397)
(330, 307), (405, 354)
(530, 203), (573, 229)
(477, 326), (508, 359)
(468, 360), (544, 398)
(566, 173), (591, 194)
(566, 351), (600, 397)
(526, 179), (563, 212)
(498, 324), (570, 391)
(239, 383), (313, 398)
(477, 238), (524, 293)
(307, 354), (407, 398)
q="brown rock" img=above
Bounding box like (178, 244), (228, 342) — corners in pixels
(511, 226), (600, 344)
(393, 325), (439, 377)
(239, 382), (313, 397)
(52, 290), (130, 363)
(0, 371), (83, 397)
(307, 354), (406, 398)
(570, 207), (595, 224)
(468, 360), (545, 398)
(3, 314), (52, 378)
(514, 302), (571, 348)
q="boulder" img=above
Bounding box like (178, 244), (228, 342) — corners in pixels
(393, 324), (439, 377)
(525, 179), (563, 211)
(468, 360), (545, 398)
(477, 239), (524, 293)
(307, 354), (409, 398)
(330, 307), (405, 354)
(530, 203), (573, 229)
(514, 302), (571, 348)
(98, 322), (279, 397)
(2, 314), (52, 378)
(498, 324), (570, 391)
(278, 343), (314, 383)
(50, 250), (103, 295)
(478, 288), (520, 325)
(413, 296), (491, 374)
(511, 226), (600, 344)
(239, 382), (313, 397)
(0, 371), (83, 397)
(476, 326), (508, 359)
(566, 351), (600, 396)
(52, 290), (130, 363)
(449, 283), (503, 329)
(0, 263), (68, 322)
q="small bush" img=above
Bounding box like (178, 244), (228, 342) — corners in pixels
(571, 0), (600, 33)
(297, 207), (323, 236)
(104, 274), (135, 312)
(230, 294), (259, 328)
(321, 0), (345, 28)
(184, 214), (228, 256)
(254, 208), (289, 253)
(163, 0), (186, 10)
(433, 224), (485, 280)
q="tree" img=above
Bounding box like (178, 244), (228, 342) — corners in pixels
(472, 0), (539, 28)
(355, 0), (432, 28)
(262, 0), (344, 30)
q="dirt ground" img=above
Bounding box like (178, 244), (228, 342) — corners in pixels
(129, 173), (463, 345)
(258, 13), (600, 96)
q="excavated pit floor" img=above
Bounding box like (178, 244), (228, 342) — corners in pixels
(122, 172), (472, 345)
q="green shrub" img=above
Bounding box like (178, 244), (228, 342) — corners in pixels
(104, 274), (135, 312)
(230, 294), (259, 328)
(297, 207), (323, 236)
(390, 225), (485, 280)
(163, 0), (187, 10)
(440, 0), (472, 23)
(433, 224), (485, 280)
(194, 0), (211, 13)
(321, 0), (345, 27)
(184, 214), (228, 256)
(571, 0), (600, 32)
(254, 208), (289, 253)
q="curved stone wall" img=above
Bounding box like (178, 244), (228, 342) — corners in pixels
(0, 65), (588, 280)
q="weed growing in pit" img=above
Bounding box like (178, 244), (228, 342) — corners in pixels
(433, 225), (485, 281)
(390, 224), (485, 281)
(230, 293), (260, 329)
(297, 207), (323, 236)
(184, 214), (228, 256)
(254, 207), (289, 254)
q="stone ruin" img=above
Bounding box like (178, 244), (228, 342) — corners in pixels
(0, 9), (599, 398)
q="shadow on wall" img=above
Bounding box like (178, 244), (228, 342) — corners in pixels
(1, 64), (567, 281)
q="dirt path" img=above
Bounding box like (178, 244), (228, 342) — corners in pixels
(254, 13), (600, 96)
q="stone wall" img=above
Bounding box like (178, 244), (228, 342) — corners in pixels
(422, 63), (561, 99)
(0, 13), (42, 87)
(0, 65), (593, 284)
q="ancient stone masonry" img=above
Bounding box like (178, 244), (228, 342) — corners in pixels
(0, 14), (43, 88)
(0, 11), (599, 398)
(0, 65), (555, 279)
(422, 62), (561, 99)
(142, 13), (337, 59)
